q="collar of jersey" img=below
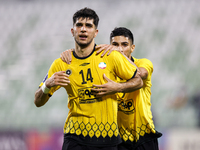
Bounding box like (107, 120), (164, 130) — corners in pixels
(131, 56), (135, 62)
(72, 44), (96, 59)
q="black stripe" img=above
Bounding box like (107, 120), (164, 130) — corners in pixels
(73, 44), (96, 59)
(131, 69), (137, 79)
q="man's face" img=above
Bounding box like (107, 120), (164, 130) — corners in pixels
(111, 36), (135, 59)
(71, 18), (98, 48)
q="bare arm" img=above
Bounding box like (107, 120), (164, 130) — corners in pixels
(34, 88), (50, 107)
(91, 72), (143, 97)
(138, 67), (148, 80)
(117, 72), (143, 93)
(34, 71), (70, 107)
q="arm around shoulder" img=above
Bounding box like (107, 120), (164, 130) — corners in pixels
(118, 71), (143, 93)
(138, 67), (148, 80)
(137, 58), (153, 80)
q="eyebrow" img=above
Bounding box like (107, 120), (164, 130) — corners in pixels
(121, 42), (129, 44)
(75, 22), (94, 26)
(111, 41), (118, 44)
(112, 41), (129, 44)
(85, 22), (93, 26)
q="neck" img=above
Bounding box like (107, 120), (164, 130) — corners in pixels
(74, 40), (95, 57)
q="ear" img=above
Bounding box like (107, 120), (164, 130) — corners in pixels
(131, 44), (135, 53)
(71, 28), (74, 36)
(94, 29), (98, 38)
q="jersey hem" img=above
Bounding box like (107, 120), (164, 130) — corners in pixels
(64, 133), (122, 147)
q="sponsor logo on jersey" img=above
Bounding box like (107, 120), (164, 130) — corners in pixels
(78, 87), (102, 104)
(98, 62), (106, 69)
(79, 63), (90, 66)
(118, 99), (135, 114)
(66, 69), (72, 76)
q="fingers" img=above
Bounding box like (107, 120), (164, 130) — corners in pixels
(65, 49), (73, 64)
(91, 87), (107, 98)
(47, 71), (70, 87)
(60, 49), (73, 64)
(54, 72), (70, 85)
(60, 52), (65, 62)
(103, 74), (115, 85)
(66, 50), (71, 64)
(101, 45), (111, 57)
(64, 50), (70, 63)
(63, 50), (69, 64)
(92, 84), (104, 89)
(103, 74), (110, 82)
(95, 44), (106, 50)
(96, 44), (120, 57)
(91, 83), (107, 94)
(91, 88), (108, 98)
(107, 49), (113, 56)
(106, 45), (120, 56)
(96, 44), (108, 55)
(95, 44), (102, 49)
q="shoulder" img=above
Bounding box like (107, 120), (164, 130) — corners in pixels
(134, 57), (153, 68)
(52, 58), (66, 65)
(138, 58), (153, 65)
(50, 58), (68, 70)
(54, 58), (64, 63)
(108, 51), (125, 59)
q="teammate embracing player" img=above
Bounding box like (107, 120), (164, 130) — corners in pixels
(35, 8), (143, 150)
(61, 27), (162, 150)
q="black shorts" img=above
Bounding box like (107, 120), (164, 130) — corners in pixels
(62, 138), (118, 150)
(118, 139), (159, 150)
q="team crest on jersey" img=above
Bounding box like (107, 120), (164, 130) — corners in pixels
(98, 62), (106, 69)
(66, 69), (72, 76)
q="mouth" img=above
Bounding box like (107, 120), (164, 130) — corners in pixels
(79, 35), (87, 40)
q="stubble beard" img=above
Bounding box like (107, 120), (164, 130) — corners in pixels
(74, 37), (94, 49)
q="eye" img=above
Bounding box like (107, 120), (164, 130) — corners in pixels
(86, 24), (93, 28)
(76, 23), (82, 27)
(112, 43), (118, 46)
(122, 43), (128, 47)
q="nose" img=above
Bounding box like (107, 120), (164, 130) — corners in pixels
(118, 46), (123, 52)
(81, 25), (86, 32)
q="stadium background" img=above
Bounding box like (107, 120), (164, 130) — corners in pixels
(0, 0), (200, 149)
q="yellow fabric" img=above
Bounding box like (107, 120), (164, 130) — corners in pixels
(39, 48), (137, 145)
(117, 57), (156, 142)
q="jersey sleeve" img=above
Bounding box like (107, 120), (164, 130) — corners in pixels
(39, 58), (62, 96)
(111, 51), (137, 80)
(137, 58), (153, 77)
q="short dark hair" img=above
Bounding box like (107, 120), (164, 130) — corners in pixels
(73, 7), (99, 28)
(110, 27), (134, 44)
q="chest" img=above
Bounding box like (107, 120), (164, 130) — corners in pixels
(65, 59), (115, 87)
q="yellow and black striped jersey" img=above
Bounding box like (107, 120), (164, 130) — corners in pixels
(117, 57), (162, 148)
(39, 45), (137, 147)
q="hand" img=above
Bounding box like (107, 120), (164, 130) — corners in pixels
(60, 49), (74, 64)
(45, 71), (70, 88)
(96, 44), (121, 57)
(91, 74), (120, 97)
